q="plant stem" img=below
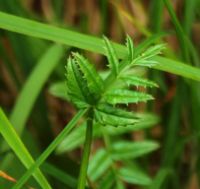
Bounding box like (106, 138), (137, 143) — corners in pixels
(77, 109), (94, 189)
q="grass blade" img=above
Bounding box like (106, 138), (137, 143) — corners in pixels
(154, 56), (200, 81)
(0, 108), (52, 189)
(183, 0), (197, 36)
(9, 44), (64, 136)
(0, 12), (200, 81)
(163, 0), (189, 61)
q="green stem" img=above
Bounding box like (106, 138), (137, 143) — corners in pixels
(77, 109), (94, 189)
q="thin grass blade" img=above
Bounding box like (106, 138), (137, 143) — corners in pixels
(11, 109), (87, 189)
(0, 108), (52, 189)
(0, 12), (200, 81)
(10, 44), (64, 136)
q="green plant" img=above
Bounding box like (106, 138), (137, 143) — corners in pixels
(0, 1), (200, 188)
(11, 35), (163, 189)
(66, 36), (163, 189)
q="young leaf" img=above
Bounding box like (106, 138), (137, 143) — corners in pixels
(104, 89), (154, 105)
(132, 44), (165, 67)
(120, 75), (158, 88)
(126, 35), (135, 60)
(140, 44), (165, 59)
(104, 113), (159, 135)
(118, 167), (152, 186)
(56, 124), (86, 153)
(103, 36), (119, 75)
(49, 81), (69, 101)
(73, 53), (104, 94)
(111, 141), (159, 160)
(88, 148), (112, 181)
(56, 113), (158, 154)
(95, 104), (139, 127)
(65, 57), (91, 108)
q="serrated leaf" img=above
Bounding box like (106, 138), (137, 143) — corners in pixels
(104, 113), (159, 135)
(95, 104), (139, 127)
(56, 114), (159, 154)
(103, 36), (119, 75)
(73, 53), (104, 94)
(141, 44), (165, 59)
(134, 60), (159, 67)
(65, 57), (93, 108)
(104, 89), (154, 105)
(126, 35), (135, 60)
(120, 76), (158, 88)
(131, 44), (165, 67)
(111, 141), (159, 160)
(118, 167), (152, 186)
(88, 148), (112, 181)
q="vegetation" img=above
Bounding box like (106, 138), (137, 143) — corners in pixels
(0, 0), (200, 189)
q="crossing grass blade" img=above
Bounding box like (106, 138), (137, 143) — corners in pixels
(11, 109), (87, 189)
(0, 108), (52, 189)
(0, 12), (200, 81)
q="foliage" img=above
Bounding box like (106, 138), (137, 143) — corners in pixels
(62, 36), (162, 188)
(0, 1), (200, 189)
